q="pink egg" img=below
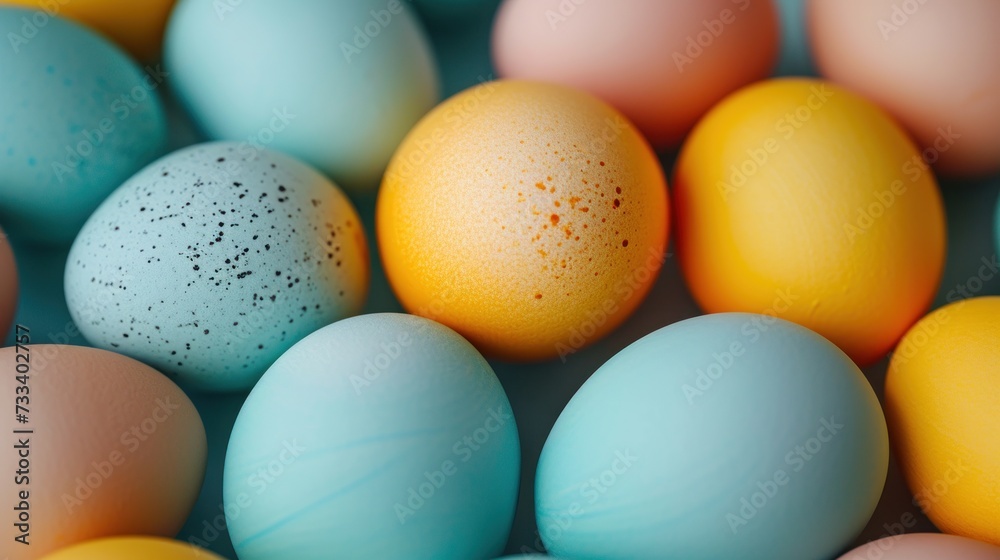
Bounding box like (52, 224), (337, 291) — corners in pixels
(839, 533), (1000, 560)
(492, 0), (779, 149)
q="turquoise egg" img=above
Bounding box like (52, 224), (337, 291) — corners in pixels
(0, 8), (167, 246)
(224, 313), (520, 559)
(65, 142), (369, 392)
(165, 0), (439, 193)
(535, 313), (887, 560)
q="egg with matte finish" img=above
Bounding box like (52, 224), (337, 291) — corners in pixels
(39, 537), (226, 560)
(224, 313), (520, 560)
(809, 0), (1000, 177)
(838, 533), (1000, 559)
(0, 7), (167, 246)
(0, 346), (206, 559)
(0, 225), (16, 341)
(493, 0), (779, 148)
(166, 0), (439, 192)
(65, 143), (369, 392)
(378, 80), (669, 362)
(536, 313), (888, 560)
(675, 79), (945, 366)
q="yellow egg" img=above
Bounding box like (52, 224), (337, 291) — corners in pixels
(40, 536), (225, 559)
(378, 80), (668, 361)
(1, 0), (176, 60)
(674, 78), (945, 366)
(886, 296), (1000, 546)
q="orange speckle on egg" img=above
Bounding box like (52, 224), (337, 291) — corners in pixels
(535, 293), (542, 299)
(535, 182), (546, 190)
(550, 214), (560, 225)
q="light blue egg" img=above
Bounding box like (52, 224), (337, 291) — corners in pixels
(65, 142), (370, 392)
(165, 0), (439, 193)
(535, 313), (888, 560)
(224, 313), (521, 559)
(0, 8), (168, 246)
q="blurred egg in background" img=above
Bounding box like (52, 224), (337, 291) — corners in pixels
(492, 0), (780, 148)
(0, 7), (168, 246)
(165, 0), (440, 193)
(809, 0), (1000, 178)
(838, 533), (1000, 560)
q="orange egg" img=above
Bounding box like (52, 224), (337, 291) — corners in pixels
(0, 226), (15, 341)
(0, 346), (206, 559)
(809, 0), (1000, 177)
(492, 0), (779, 148)
(378, 80), (668, 361)
(674, 79), (945, 366)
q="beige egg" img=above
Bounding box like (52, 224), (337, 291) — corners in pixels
(0, 346), (206, 559)
(809, 0), (1000, 177)
(0, 226), (15, 341)
(838, 533), (1000, 559)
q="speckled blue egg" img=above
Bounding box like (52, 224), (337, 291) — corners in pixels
(165, 0), (439, 193)
(0, 7), (167, 246)
(64, 142), (369, 392)
(224, 313), (520, 560)
(535, 313), (888, 560)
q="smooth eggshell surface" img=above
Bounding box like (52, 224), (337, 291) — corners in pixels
(493, 0), (779, 148)
(39, 537), (226, 560)
(166, 0), (439, 192)
(0, 346), (206, 559)
(378, 80), (668, 362)
(536, 313), (888, 560)
(0, 8), (168, 246)
(809, 0), (1000, 177)
(838, 533), (1000, 560)
(0, 0), (176, 60)
(224, 313), (520, 559)
(674, 78), (946, 366)
(886, 297), (1000, 545)
(0, 226), (16, 340)
(65, 142), (369, 392)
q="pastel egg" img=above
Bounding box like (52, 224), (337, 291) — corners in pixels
(65, 143), (369, 392)
(492, 0), (780, 148)
(838, 533), (1000, 560)
(0, 346), (206, 559)
(674, 78), (945, 366)
(0, 225), (16, 341)
(166, 0), (439, 192)
(809, 0), (1000, 177)
(535, 313), (888, 560)
(0, 0), (176, 60)
(0, 8), (168, 246)
(886, 297), (1000, 545)
(224, 313), (520, 559)
(39, 536), (226, 560)
(378, 80), (669, 362)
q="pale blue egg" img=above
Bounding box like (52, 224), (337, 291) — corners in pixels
(224, 313), (521, 559)
(65, 142), (370, 392)
(165, 0), (439, 193)
(535, 313), (888, 560)
(0, 7), (167, 246)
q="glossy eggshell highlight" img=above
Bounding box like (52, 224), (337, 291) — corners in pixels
(0, 8), (168, 246)
(0, 346), (207, 559)
(535, 313), (888, 560)
(39, 537), (225, 560)
(65, 143), (369, 392)
(1, 0), (176, 60)
(166, 0), (439, 192)
(886, 297), (1000, 545)
(838, 533), (1000, 560)
(809, 0), (1000, 177)
(378, 80), (668, 362)
(492, 0), (779, 148)
(0, 226), (16, 341)
(224, 314), (520, 560)
(674, 79), (946, 366)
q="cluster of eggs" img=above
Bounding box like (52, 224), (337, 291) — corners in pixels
(0, 0), (998, 559)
